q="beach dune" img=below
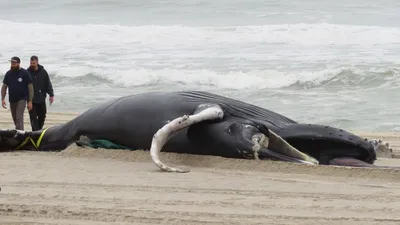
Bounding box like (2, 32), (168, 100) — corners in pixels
(1, 109), (400, 224)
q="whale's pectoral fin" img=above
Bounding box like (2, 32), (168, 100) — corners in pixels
(150, 104), (224, 173)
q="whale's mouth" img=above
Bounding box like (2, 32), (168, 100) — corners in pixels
(251, 131), (319, 165)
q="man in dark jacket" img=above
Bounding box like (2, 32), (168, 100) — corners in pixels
(27, 55), (55, 131)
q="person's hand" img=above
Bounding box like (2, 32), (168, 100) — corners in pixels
(49, 96), (54, 105)
(27, 101), (33, 111)
(1, 99), (6, 109)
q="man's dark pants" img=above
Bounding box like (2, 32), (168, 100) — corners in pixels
(29, 102), (47, 131)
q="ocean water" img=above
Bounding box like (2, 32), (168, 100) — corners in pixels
(0, 0), (399, 132)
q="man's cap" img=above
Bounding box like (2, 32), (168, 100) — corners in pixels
(10, 56), (20, 63)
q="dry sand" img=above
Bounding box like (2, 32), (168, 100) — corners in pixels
(1, 109), (400, 224)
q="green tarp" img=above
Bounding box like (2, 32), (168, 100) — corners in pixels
(76, 139), (131, 150)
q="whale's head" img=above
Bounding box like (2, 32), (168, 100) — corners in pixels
(186, 117), (319, 164)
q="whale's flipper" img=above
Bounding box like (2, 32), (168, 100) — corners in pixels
(150, 104), (224, 173)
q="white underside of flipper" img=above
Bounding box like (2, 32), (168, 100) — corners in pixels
(150, 104), (224, 173)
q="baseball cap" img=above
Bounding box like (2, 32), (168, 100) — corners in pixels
(10, 56), (20, 63)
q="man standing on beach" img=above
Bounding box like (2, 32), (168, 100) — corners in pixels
(27, 55), (55, 131)
(1, 56), (34, 130)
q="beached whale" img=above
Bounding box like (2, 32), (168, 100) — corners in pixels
(0, 91), (393, 172)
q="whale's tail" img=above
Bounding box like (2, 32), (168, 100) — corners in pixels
(0, 129), (32, 151)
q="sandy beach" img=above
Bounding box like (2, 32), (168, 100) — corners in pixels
(1, 109), (400, 225)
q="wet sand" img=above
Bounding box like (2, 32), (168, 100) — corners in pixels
(1, 109), (400, 225)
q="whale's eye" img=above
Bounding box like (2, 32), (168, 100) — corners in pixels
(225, 124), (234, 134)
(225, 122), (240, 135)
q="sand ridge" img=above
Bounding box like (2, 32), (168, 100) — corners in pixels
(1, 109), (400, 224)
